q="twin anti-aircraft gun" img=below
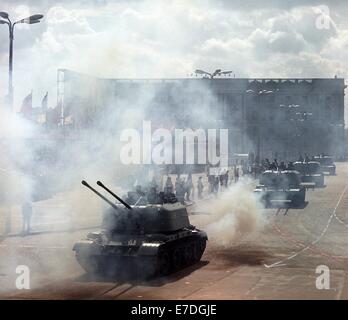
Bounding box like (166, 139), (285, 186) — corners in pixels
(73, 180), (207, 278)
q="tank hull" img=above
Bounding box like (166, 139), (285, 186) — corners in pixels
(301, 174), (325, 187)
(73, 229), (207, 278)
(254, 187), (306, 208)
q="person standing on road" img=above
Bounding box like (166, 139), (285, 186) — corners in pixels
(185, 173), (194, 201)
(234, 166), (239, 183)
(223, 170), (229, 188)
(164, 176), (174, 194)
(214, 176), (220, 195)
(197, 176), (204, 199)
(21, 201), (33, 235)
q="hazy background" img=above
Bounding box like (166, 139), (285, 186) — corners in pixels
(0, 0), (347, 121)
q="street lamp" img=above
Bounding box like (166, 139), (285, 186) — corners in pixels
(0, 11), (44, 110)
(195, 69), (234, 79)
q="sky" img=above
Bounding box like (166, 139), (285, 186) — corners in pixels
(0, 0), (348, 112)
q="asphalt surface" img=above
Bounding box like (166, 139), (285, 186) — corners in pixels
(2, 163), (348, 299)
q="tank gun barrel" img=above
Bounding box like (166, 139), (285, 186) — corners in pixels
(97, 180), (132, 210)
(81, 180), (119, 211)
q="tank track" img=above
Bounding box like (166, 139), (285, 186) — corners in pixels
(75, 234), (207, 278)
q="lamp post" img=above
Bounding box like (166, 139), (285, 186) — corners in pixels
(195, 69), (234, 79)
(0, 11), (44, 110)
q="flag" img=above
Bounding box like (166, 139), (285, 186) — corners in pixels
(37, 92), (48, 124)
(20, 92), (33, 119)
(41, 92), (48, 113)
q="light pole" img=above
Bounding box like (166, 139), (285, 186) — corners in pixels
(0, 11), (44, 110)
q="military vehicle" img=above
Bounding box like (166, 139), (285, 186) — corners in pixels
(254, 170), (306, 208)
(293, 161), (324, 187)
(73, 180), (208, 278)
(314, 155), (336, 175)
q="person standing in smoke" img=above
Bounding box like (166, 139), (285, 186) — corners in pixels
(197, 176), (204, 199)
(304, 153), (310, 163)
(175, 179), (186, 204)
(207, 174), (214, 193)
(164, 176), (174, 194)
(224, 170), (229, 188)
(185, 173), (194, 201)
(21, 201), (33, 235)
(149, 176), (158, 191)
(175, 174), (180, 193)
(219, 173), (224, 189)
(279, 161), (286, 171)
(234, 166), (239, 183)
(214, 176), (220, 195)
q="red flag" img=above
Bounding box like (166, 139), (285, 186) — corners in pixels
(20, 92), (33, 119)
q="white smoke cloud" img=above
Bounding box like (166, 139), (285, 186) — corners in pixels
(196, 178), (267, 248)
(0, 0), (347, 114)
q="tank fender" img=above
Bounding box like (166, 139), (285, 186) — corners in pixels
(73, 240), (101, 255)
(138, 242), (162, 256)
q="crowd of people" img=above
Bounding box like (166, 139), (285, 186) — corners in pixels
(127, 167), (247, 205)
(253, 153), (327, 174)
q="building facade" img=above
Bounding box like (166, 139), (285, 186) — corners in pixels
(59, 69), (346, 161)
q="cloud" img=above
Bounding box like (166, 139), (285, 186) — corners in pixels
(0, 0), (346, 111)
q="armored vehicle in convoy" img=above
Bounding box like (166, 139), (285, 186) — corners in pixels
(314, 155), (336, 175)
(73, 180), (207, 278)
(254, 170), (306, 208)
(293, 161), (324, 187)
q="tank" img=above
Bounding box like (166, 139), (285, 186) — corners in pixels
(314, 155), (336, 175)
(73, 180), (208, 278)
(293, 161), (324, 187)
(254, 170), (306, 208)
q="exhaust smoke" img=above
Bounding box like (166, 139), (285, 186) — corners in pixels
(195, 178), (267, 248)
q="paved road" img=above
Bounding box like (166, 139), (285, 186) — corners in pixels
(2, 163), (348, 299)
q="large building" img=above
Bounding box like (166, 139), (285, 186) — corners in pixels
(58, 69), (346, 161)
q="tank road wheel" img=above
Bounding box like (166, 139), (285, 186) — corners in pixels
(77, 254), (104, 275)
(172, 248), (182, 270)
(193, 239), (206, 262)
(157, 250), (171, 276)
(192, 240), (200, 262)
(198, 239), (206, 259)
(183, 242), (194, 266)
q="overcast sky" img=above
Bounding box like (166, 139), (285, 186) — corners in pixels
(0, 0), (348, 112)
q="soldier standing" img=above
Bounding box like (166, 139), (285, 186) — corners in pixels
(176, 179), (186, 204)
(234, 166), (239, 183)
(214, 176), (220, 195)
(197, 177), (204, 199)
(208, 174), (214, 193)
(185, 173), (194, 201)
(175, 174), (180, 193)
(164, 176), (174, 194)
(304, 153), (310, 163)
(279, 161), (286, 171)
(224, 170), (229, 188)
